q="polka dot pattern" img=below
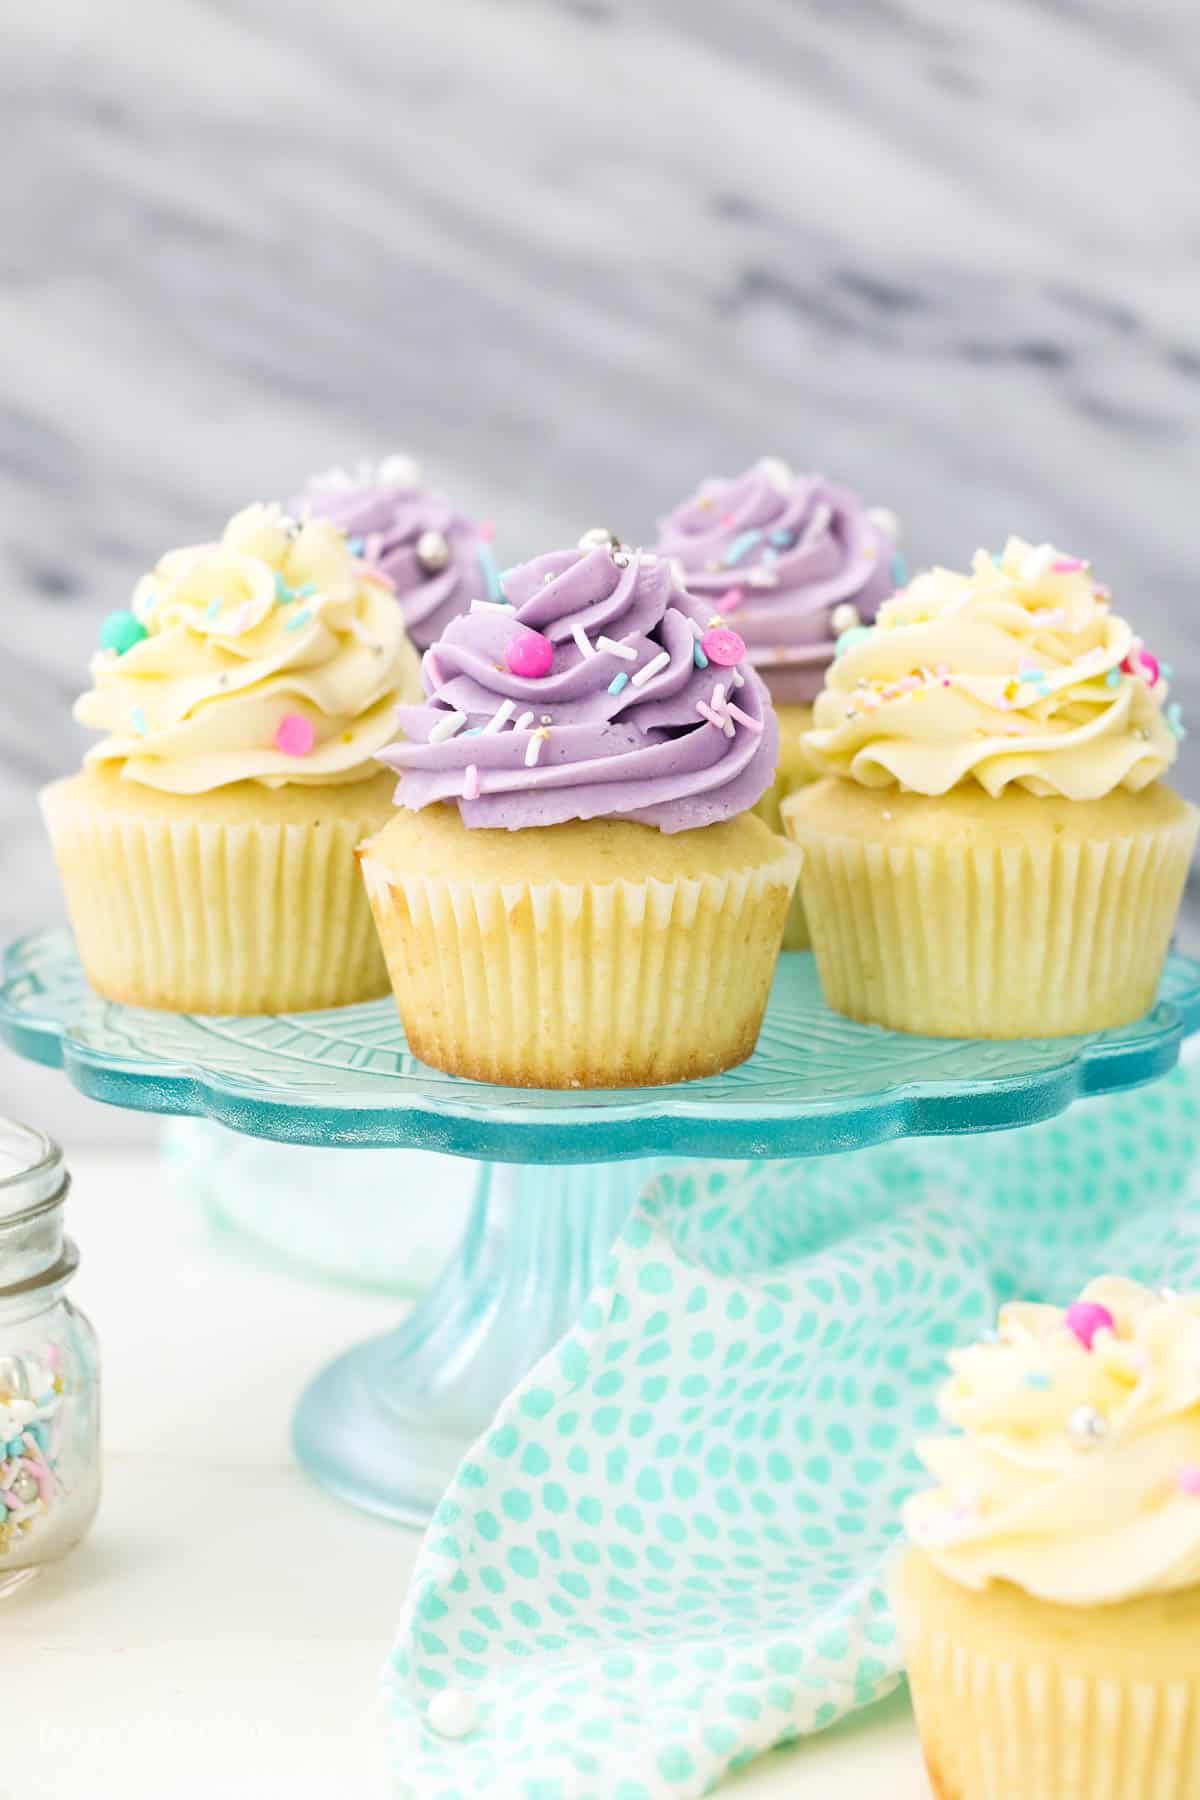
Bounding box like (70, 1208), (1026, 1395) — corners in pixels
(386, 1061), (1200, 1797)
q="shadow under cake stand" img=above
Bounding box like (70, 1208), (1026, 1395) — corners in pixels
(3, 926), (1198, 1528)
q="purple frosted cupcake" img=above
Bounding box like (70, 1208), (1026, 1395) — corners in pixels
(296, 454), (499, 652)
(657, 457), (902, 945)
(357, 531), (801, 1088)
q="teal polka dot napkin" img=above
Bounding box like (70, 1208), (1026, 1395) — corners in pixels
(385, 1063), (1200, 1798)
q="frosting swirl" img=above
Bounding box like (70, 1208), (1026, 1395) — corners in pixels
(78, 504), (420, 793)
(296, 455), (490, 651)
(906, 1278), (1200, 1606)
(805, 538), (1178, 799)
(378, 541), (779, 832)
(655, 458), (899, 704)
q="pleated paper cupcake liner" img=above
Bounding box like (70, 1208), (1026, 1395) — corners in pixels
(359, 844), (801, 1087)
(784, 801), (1198, 1037)
(896, 1556), (1200, 1800)
(42, 778), (392, 1013)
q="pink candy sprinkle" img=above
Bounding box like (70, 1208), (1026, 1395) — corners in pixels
(462, 764), (480, 801)
(505, 630), (555, 679)
(700, 627), (746, 667)
(274, 713), (315, 757)
(1064, 1300), (1115, 1351)
(1123, 646), (1160, 686)
(1052, 557), (1085, 573)
(716, 587), (744, 615)
(1178, 1466), (1200, 1496)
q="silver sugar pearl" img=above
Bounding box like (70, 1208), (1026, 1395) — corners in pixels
(1067, 1404), (1109, 1447)
(578, 527), (622, 553)
(416, 529), (451, 574)
(830, 602), (861, 636)
(8, 1470), (38, 1505)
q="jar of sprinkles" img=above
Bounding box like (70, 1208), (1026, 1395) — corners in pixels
(0, 1121), (99, 1597)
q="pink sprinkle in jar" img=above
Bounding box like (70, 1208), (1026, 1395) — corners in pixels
(0, 1121), (99, 1597)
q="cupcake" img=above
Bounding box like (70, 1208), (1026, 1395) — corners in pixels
(296, 454), (494, 651)
(895, 1278), (1200, 1800)
(42, 504), (421, 1013)
(360, 531), (799, 1088)
(783, 539), (1196, 1037)
(656, 457), (901, 946)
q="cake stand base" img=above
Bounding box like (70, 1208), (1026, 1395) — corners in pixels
(292, 1158), (659, 1525)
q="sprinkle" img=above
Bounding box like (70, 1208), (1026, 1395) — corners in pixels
(769, 530), (794, 548)
(347, 536), (365, 555)
(284, 607), (312, 632)
(100, 610), (148, 656)
(483, 700), (516, 734)
(571, 623), (595, 659)
(505, 630), (554, 679)
(274, 713), (315, 757)
(132, 705), (148, 736)
(462, 764), (480, 800)
(1105, 668), (1122, 689)
(1162, 661), (1174, 679)
(296, 581), (317, 598)
(631, 649), (670, 688)
(1166, 702), (1186, 740)
(514, 710), (535, 732)
(890, 552), (908, 586)
(725, 528), (762, 565)
(608, 672), (629, 695)
(206, 598), (223, 621)
(1178, 1466), (1200, 1496)
(697, 699), (734, 737)
(717, 587), (745, 615)
(730, 665), (744, 687)
(726, 702), (764, 735)
(701, 627), (746, 667)
(693, 641), (709, 670)
(428, 710), (467, 742)
(1067, 1404), (1109, 1446)
(477, 543), (506, 602)
(1024, 1371), (1052, 1390)
(597, 636), (637, 661)
(1020, 544), (1057, 583)
(471, 599), (512, 614)
(524, 728), (549, 767)
(1052, 556), (1085, 573)
(274, 571), (292, 603)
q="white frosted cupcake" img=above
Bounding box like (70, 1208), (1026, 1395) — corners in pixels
(896, 1279), (1200, 1799)
(42, 504), (420, 1013)
(785, 539), (1196, 1036)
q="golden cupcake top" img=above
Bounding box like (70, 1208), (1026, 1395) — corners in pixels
(906, 1276), (1200, 1605)
(804, 538), (1182, 799)
(77, 504), (420, 793)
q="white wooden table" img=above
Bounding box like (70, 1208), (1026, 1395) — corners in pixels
(8, 1148), (928, 1799)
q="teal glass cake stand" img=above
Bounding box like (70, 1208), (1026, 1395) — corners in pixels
(4, 925), (1199, 1526)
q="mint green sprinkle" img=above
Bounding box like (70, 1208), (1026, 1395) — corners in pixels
(132, 706), (148, 736)
(608, 672), (629, 695)
(1166, 702), (1186, 740)
(273, 571), (293, 603)
(206, 598), (223, 621)
(1105, 668), (1121, 688)
(284, 608), (312, 632)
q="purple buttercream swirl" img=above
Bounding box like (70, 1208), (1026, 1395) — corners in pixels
(377, 544), (779, 832)
(656, 459), (901, 703)
(296, 462), (490, 652)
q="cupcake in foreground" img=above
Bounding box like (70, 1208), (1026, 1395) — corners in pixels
(296, 454), (495, 651)
(42, 504), (421, 1013)
(657, 457), (901, 946)
(783, 539), (1196, 1037)
(360, 530), (799, 1088)
(895, 1278), (1200, 1800)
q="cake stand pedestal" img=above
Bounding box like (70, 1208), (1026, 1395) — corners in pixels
(4, 927), (1198, 1525)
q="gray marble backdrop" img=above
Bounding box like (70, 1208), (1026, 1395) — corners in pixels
(3, 0), (1199, 1137)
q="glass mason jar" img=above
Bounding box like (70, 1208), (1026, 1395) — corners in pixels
(0, 1121), (99, 1597)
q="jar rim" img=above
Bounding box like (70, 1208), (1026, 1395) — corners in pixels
(0, 1120), (66, 1221)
